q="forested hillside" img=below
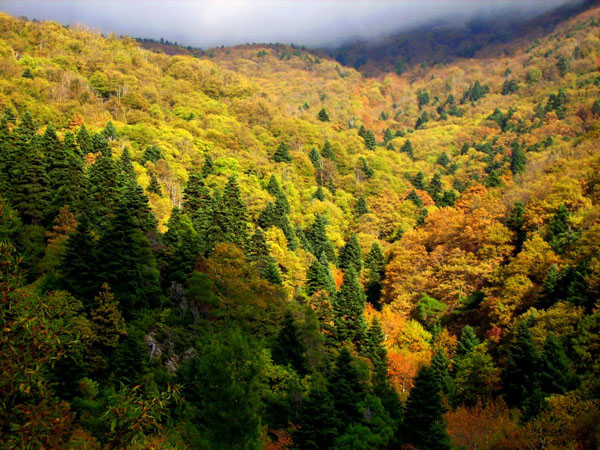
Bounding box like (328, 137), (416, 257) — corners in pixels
(1, 4), (600, 448)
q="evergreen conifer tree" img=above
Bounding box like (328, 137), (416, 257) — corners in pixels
(339, 233), (362, 273)
(355, 196), (370, 216)
(76, 124), (93, 155)
(364, 130), (376, 150)
(333, 267), (367, 344)
(313, 185), (325, 201)
(294, 388), (340, 449)
(305, 214), (337, 264)
(214, 176), (249, 248)
(504, 320), (544, 420)
(321, 140), (336, 160)
(428, 172), (443, 204)
(401, 139), (414, 158)
(308, 147), (322, 169)
(328, 348), (364, 427)
(510, 141), (526, 175)
(261, 258), (283, 286)
(272, 311), (307, 374)
(455, 325), (479, 360)
(317, 108), (330, 122)
(273, 142), (293, 162)
(365, 318), (388, 385)
(201, 154), (214, 178)
(540, 333), (575, 395)
(507, 201), (526, 253)
(60, 214), (100, 305)
(102, 121), (118, 140)
(147, 172), (162, 196)
(401, 365), (452, 450)
(358, 156), (374, 178)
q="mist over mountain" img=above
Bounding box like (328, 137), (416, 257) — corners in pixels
(0, 0), (581, 48)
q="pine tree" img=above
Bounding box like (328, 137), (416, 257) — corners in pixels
(455, 325), (479, 360)
(333, 267), (367, 344)
(317, 108), (330, 122)
(355, 196), (369, 216)
(266, 175), (290, 213)
(383, 128), (393, 143)
(142, 144), (164, 164)
(306, 255), (336, 296)
(92, 133), (111, 157)
(11, 131), (50, 224)
(201, 154), (214, 178)
(412, 171), (427, 191)
(428, 172), (443, 204)
(540, 333), (574, 395)
(89, 283), (127, 349)
(102, 121), (118, 141)
(339, 233), (362, 273)
(118, 147), (135, 180)
(95, 194), (161, 317)
(407, 190), (423, 208)
(436, 152), (451, 168)
(60, 214), (100, 305)
(272, 311), (307, 374)
(308, 147), (322, 169)
(21, 67), (34, 79)
(77, 124), (93, 155)
(86, 154), (121, 227)
(147, 172), (162, 196)
(358, 156), (374, 178)
(504, 320), (544, 420)
(321, 140), (335, 160)
(546, 204), (576, 254)
(401, 365), (452, 450)
(364, 130), (376, 150)
(507, 201), (526, 253)
(401, 139), (414, 158)
(161, 208), (202, 285)
(313, 185), (325, 201)
(248, 228), (270, 262)
(273, 141), (293, 162)
(365, 318), (387, 385)
(305, 214), (337, 263)
(358, 125), (367, 138)
(328, 348), (365, 427)
(261, 258), (283, 286)
(214, 176), (249, 248)
(510, 141), (526, 175)
(294, 388), (340, 449)
(430, 349), (454, 401)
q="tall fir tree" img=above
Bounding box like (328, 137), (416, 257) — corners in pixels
(321, 140), (336, 161)
(401, 365), (452, 450)
(201, 154), (214, 178)
(95, 193), (161, 317)
(11, 130), (50, 224)
(273, 142), (293, 162)
(507, 200), (527, 253)
(76, 124), (93, 156)
(339, 233), (362, 273)
(333, 267), (367, 345)
(305, 214), (337, 264)
(60, 213), (100, 305)
(365, 318), (388, 385)
(306, 254), (336, 296)
(214, 176), (249, 248)
(272, 311), (308, 374)
(355, 195), (370, 216)
(328, 348), (365, 428)
(504, 320), (545, 420)
(294, 388), (340, 450)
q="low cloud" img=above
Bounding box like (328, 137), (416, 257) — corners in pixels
(1, 0), (579, 48)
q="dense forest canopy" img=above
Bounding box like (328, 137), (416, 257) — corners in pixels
(1, 3), (600, 449)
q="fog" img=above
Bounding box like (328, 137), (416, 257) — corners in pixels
(0, 0), (579, 48)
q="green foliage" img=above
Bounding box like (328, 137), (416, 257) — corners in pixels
(273, 141), (293, 162)
(333, 267), (367, 344)
(339, 233), (362, 273)
(401, 365), (452, 450)
(318, 108), (330, 122)
(355, 195), (369, 216)
(272, 311), (308, 374)
(141, 144), (164, 164)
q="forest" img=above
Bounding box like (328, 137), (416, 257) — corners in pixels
(1, 3), (600, 449)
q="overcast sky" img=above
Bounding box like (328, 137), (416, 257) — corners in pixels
(0, 0), (578, 48)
